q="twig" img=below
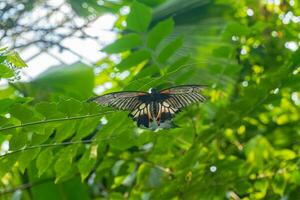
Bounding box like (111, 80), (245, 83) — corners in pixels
(0, 177), (55, 195)
(0, 111), (114, 132)
(0, 135), (118, 159)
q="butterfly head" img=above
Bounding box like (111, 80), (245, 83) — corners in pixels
(149, 88), (158, 94)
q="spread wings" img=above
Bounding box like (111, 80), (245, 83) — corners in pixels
(89, 91), (148, 111)
(90, 85), (206, 129)
(160, 85), (206, 109)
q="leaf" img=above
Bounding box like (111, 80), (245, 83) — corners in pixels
(271, 174), (286, 196)
(167, 55), (190, 72)
(7, 51), (27, 68)
(134, 65), (160, 79)
(116, 49), (151, 70)
(291, 48), (300, 68)
(18, 148), (40, 173)
(0, 46), (8, 52)
(102, 33), (143, 53)
(9, 103), (45, 134)
(126, 1), (152, 32)
(0, 64), (14, 78)
(9, 132), (28, 150)
(57, 98), (82, 117)
(275, 149), (296, 160)
(0, 98), (14, 114)
(55, 121), (77, 142)
(31, 62), (94, 99)
(78, 144), (98, 181)
(222, 21), (250, 39)
(110, 130), (135, 150)
(0, 155), (18, 178)
(9, 104), (35, 123)
(74, 118), (99, 140)
(253, 180), (269, 199)
(0, 116), (17, 135)
(36, 148), (54, 177)
(147, 18), (174, 50)
(212, 45), (235, 59)
(245, 135), (273, 170)
(157, 36), (183, 63)
(55, 145), (78, 182)
(0, 55), (7, 63)
(35, 102), (64, 119)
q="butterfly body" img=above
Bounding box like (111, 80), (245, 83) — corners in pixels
(90, 85), (206, 130)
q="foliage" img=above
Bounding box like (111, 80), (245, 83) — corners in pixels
(0, 47), (27, 80)
(1, 0), (300, 199)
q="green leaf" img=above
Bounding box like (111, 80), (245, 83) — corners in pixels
(55, 121), (76, 142)
(7, 51), (27, 68)
(9, 103), (45, 134)
(102, 33), (143, 53)
(18, 148), (40, 173)
(147, 18), (174, 50)
(253, 180), (269, 199)
(74, 118), (99, 140)
(9, 104), (35, 123)
(9, 132), (28, 150)
(0, 98), (14, 114)
(78, 144), (98, 181)
(134, 65), (160, 79)
(222, 21), (250, 39)
(55, 145), (78, 182)
(0, 155), (18, 178)
(275, 149), (296, 160)
(35, 102), (64, 119)
(245, 135), (273, 170)
(291, 48), (300, 68)
(157, 36), (183, 63)
(57, 98), (82, 117)
(0, 46), (8, 52)
(0, 116), (17, 135)
(110, 130), (135, 150)
(167, 55), (190, 72)
(0, 64), (14, 78)
(126, 1), (152, 32)
(36, 148), (54, 177)
(31, 62), (94, 99)
(271, 174), (286, 196)
(116, 49), (151, 70)
(0, 55), (7, 63)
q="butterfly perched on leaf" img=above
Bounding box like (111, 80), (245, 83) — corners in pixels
(90, 85), (206, 130)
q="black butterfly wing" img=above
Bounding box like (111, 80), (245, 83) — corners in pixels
(159, 85), (206, 109)
(128, 102), (153, 128)
(157, 85), (206, 123)
(90, 91), (148, 110)
(90, 91), (152, 128)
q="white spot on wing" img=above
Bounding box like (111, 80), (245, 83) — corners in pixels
(139, 103), (145, 109)
(163, 101), (170, 107)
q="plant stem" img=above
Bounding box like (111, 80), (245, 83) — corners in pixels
(0, 111), (114, 132)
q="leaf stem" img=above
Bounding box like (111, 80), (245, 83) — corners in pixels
(0, 135), (118, 158)
(0, 110), (114, 132)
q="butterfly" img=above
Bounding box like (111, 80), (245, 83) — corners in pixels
(90, 85), (206, 130)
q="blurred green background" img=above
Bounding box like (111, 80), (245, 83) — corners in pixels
(0, 0), (300, 199)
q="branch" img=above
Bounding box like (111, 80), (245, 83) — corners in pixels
(0, 135), (119, 159)
(0, 110), (114, 132)
(0, 177), (55, 195)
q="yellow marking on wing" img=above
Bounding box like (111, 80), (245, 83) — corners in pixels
(139, 103), (146, 109)
(156, 103), (162, 121)
(147, 104), (152, 121)
(163, 101), (170, 107)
